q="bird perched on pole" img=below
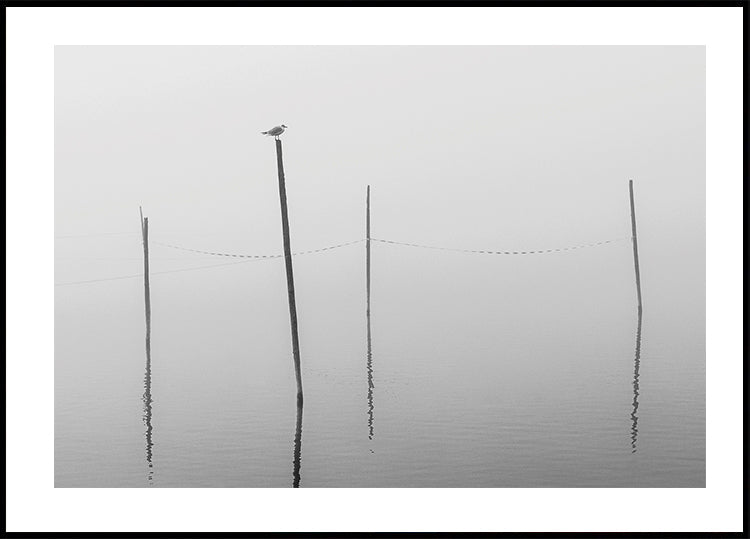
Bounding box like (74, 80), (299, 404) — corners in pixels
(262, 125), (288, 139)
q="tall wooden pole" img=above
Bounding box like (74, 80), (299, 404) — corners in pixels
(141, 211), (151, 343)
(366, 186), (374, 440)
(274, 138), (303, 406)
(628, 181), (643, 453)
(628, 180), (643, 312)
(140, 208), (153, 483)
(366, 185), (371, 319)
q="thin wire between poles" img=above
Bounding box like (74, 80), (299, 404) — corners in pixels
(55, 235), (630, 287)
(54, 240), (365, 287)
(152, 239), (366, 258)
(153, 236), (628, 259)
(370, 236), (631, 255)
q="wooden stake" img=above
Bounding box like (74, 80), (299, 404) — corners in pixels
(366, 185), (371, 318)
(274, 139), (303, 406)
(140, 209), (154, 482)
(141, 214), (151, 339)
(628, 180), (643, 311)
(366, 186), (374, 440)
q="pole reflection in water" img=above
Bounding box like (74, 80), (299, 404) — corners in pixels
(143, 332), (154, 484)
(367, 321), (374, 442)
(630, 307), (643, 453)
(292, 404), (303, 488)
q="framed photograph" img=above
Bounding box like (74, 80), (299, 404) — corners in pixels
(5, 3), (744, 535)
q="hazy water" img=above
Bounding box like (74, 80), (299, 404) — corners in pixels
(55, 221), (704, 488)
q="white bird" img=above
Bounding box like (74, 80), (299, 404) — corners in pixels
(261, 125), (288, 139)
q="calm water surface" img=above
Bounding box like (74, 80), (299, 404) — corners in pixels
(55, 220), (704, 488)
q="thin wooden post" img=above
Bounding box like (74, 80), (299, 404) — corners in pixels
(141, 212), (151, 341)
(274, 138), (303, 406)
(366, 185), (371, 318)
(140, 208), (154, 484)
(366, 186), (374, 440)
(143, 321), (154, 484)
(628, 180), (643, 311)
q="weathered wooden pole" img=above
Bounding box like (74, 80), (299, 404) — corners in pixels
(628, 180), (643, 312)
(274, 138), (303, 406)
(628, 181), (644, 453)
(140, 209), (151, 342)
(366, 186), (374, 440)
(140, 208), (154, 483)
(366, 185), (371, 319)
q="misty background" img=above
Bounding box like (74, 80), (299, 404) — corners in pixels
(55, 46), (705, 487)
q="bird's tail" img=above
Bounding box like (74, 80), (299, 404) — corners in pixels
(261, 131), (268, 135)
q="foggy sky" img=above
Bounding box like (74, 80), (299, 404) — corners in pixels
(55, 46), (705, 305)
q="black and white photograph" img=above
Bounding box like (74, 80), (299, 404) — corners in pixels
(5, 4), (744, 535)
(54, 44), (706, 489)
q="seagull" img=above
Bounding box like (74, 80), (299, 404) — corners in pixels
(261, 125), (288, 139)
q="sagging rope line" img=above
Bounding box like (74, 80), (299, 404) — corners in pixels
(55, 235), (630, 287)
(370, 236), (631, 255)
(152, 239), (366, 258)
(154, 236), (630, 259)
(55, 240), (365, 287)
